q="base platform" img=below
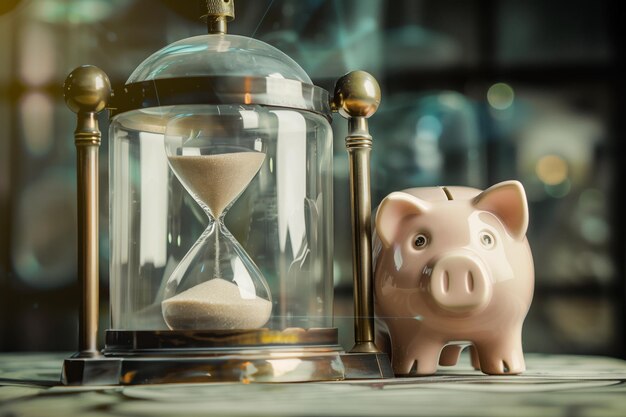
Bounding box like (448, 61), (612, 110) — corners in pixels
(62, 329), (393, 384)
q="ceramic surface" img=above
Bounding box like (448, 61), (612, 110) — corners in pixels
(373, 181), (534, 376)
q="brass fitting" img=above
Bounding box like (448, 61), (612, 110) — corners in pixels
(206, 0), (235, 34)
(332, 70), (381, 120)
(64, 65), (111, 146)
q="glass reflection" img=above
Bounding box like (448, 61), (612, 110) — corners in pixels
(20, 92), (53, 157)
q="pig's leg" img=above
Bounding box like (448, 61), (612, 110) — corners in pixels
(473, 330), (525, 375)
(389, 324), (442, 376)
(387, 320), (420, 375)
(469, 345), (481, 370)
(410, 340), (444, 375)
(390, 330), (418, 375)
(439, 345), (463, 366)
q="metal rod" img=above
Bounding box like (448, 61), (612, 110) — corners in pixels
(207, 17), (227, 34)
(332, 71), (381, 354)
(346, 124), (378, 353)
(64, 66), (111, 357)
(76, 140), (99, 355)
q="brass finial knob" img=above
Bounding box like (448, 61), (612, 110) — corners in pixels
(64, 65), (111, 114)
(332, 70), (381, 119)
(206, 0), (235, 34)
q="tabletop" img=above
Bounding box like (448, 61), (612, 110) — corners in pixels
(1, 353), (626, 417)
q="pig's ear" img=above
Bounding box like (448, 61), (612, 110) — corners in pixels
(376, 192), (431, 248)
(472, 180), (529, 240)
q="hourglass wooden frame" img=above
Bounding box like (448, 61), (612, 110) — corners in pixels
(61, 0), (392, 385)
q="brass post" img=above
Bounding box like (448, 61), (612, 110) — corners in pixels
(205, 0), (235, 34)
(64, 66), (111, 357)
(332, 71), (382, 354)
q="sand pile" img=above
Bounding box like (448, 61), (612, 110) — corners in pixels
(162, 278), (272, 330)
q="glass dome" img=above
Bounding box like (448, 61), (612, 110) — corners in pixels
(127, 34), (312, 84)
(113, 34), (330, 124)
(108, 32), (335, 337)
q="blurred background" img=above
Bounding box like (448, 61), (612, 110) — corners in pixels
(0, 0), (623, 358)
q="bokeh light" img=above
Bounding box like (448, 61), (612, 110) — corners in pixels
(13, 171), (77, 289)
(536, 154), (569, 185)
(414, 114), (443, 172)
(580, 216), (609, 245)
(32, 0), (130, 24)
(20, 92), (53, 157)
(579, 188), (605, 211)
(416, 115), (443, 139)
(487, 82), (515, 110)
(19, 23), (55, 87)
(544, 179), (571, 198)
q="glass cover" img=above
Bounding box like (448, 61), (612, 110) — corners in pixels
(109, 105), (333, 331)
(127, 34), (312, 84)
(109, 31), (333, 333)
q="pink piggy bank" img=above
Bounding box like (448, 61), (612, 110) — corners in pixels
(373, 181), (534, 376)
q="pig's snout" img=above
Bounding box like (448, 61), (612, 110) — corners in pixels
(428, 251), (492, 313)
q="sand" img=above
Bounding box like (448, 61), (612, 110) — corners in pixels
(168, 152), (266, 218)
(165, 152), (269, 329)
(162, 278), (272, 330)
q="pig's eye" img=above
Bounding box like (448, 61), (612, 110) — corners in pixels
(413, 234), (429, 249)
(480, 231), (496, 249)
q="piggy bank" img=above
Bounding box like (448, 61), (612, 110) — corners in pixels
(373, 181), (534, 376)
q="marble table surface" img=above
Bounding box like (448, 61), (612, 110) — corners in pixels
(1, 353), (626, 417)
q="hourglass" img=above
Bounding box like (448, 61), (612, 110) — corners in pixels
(161, 111), (272, 330)
(61, 0), (395, 385)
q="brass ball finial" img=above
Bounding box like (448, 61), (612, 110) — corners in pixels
(332, 70), (381, 119)
(64, 65), (111, 114)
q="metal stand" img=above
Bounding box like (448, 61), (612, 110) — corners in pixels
(61, 64), (393, 385)
(332, 71), (393, 377)
(63, 329), (345, 385)
(64, 66), (111, 358)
